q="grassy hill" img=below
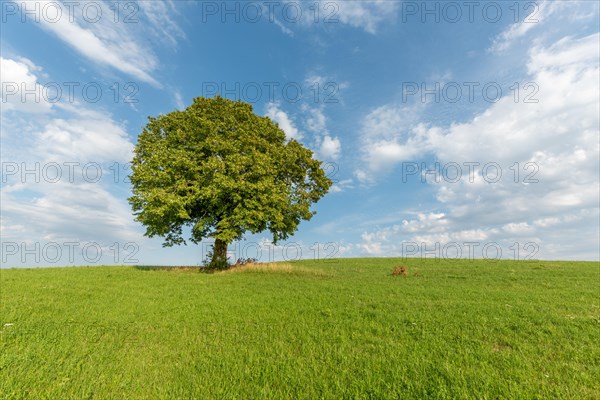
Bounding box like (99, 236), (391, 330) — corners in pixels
(1, 258), (598, 399)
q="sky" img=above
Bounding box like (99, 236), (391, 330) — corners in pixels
(1, 0), (599, 267)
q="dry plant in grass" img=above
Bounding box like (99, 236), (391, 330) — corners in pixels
(223, 262), (332, 277)
(391, 265), (408, 276)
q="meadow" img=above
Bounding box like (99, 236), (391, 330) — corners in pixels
(1, 258), (598, 399)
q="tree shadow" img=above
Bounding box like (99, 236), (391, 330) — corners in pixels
(133, 265), (214, 273)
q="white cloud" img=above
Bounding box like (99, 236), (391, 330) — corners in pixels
(401, 212), (448, 233)
(1, 181), (138, 244)
(528, 33), (600, 73)
(329, 178), (353, 193)
(489, 1), (597, 53)
(35, 110), (134, 163)
(304, 105), (327, 133)
(266, 102), (342, 161)
(0, 57), (53, 113)
(358, 232), (383, 255)
(359, 33), (599, 180)
(502, 222), (534, 235)
(354, 32), (600, 260)
(356, 103), (428, 182)
(354, 169), (368, 183)
(300, 103), (343, 161)
(488, 0), (552, 53)
(0, 55), (142, 266)
(318, 135), (341, 160)
(320, 0), (399, 34)
(265, 102), (302, 140)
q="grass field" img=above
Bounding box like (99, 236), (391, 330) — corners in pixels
(1, 258), (599, 399)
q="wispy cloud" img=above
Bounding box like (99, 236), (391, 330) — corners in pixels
(488, 0), (597, 53)
(174, 90), (185, 110)
(278, 0), (399, 34)
(27, 0), (185, 86)
(332, 0), (399, 34)
(138, 0), (186, 46)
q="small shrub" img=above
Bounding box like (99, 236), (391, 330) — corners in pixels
(391, 265), (408, 276)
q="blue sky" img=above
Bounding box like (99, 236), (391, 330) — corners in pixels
(1, 0), (599, 267)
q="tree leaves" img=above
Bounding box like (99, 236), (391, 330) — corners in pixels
(129, 96), (332, 248)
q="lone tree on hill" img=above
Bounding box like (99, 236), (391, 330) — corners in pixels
(129, 96), (332, 268)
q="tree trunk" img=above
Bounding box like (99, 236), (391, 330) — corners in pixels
(211, 238), (228, 268)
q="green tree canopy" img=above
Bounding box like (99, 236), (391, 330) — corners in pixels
(129, 96), (332, 268)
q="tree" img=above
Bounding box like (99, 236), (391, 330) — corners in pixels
(129, 96), (332, 268)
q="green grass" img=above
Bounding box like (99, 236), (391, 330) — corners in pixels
(1, 258), (599, 399)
